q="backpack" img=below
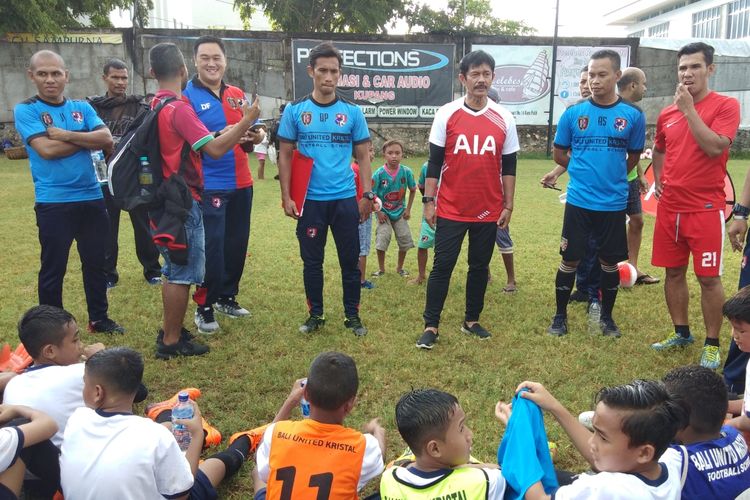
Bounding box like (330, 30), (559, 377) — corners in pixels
(107, 96), (187, 211)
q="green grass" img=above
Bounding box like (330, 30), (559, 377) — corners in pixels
(0, 155), (746, 497)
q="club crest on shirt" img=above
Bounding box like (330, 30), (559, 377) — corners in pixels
(306, 227), (318, 238)
(226, 97), (236, 109)
(301, 112), (312, 126)
(211, 196), (222, 209)
(577, 116), (589, 131)
(614, 117), (628, 131)
(560, 237), (568, 251)
(335, 113), (347, 127)
(380, 179), (388, 187)
(71, 111), (83, 123)
(40, 112), (53, 127)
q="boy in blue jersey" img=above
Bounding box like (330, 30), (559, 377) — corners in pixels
(662, 364), (750, 499)
(409, 162), (435, 286)
(14, 50), (124, 334)
(547, 49), (646, 339)
(277, 42), (375, 337)
(371, 140), (416, 277)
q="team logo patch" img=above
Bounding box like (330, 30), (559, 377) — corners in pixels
(614, 117), (627, 131)
(301, 112), (312, 125)
(335, 113), (347, 126)
(421, 235), (429, 242)
(227, 97), (236, 108)
(306, 227), (318, 238)
(560, 237), (568, 252)
(71, 111), (83, 123)
(380, 179), (388, 187)
(40, 112), (53, 127)
(211, 196), (222, 208)
(577, 116), (588, 131)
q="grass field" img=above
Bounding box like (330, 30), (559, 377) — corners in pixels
(0, 154), (747, 497)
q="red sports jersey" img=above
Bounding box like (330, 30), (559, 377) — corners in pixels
(429, 97), (520, 222)
(654, 91), (740, 212)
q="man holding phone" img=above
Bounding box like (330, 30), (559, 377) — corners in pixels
(183, 35), (264, 334)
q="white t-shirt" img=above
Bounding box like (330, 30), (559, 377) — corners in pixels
(0, 427), (23, 473)
(60, 407), (193, 500)
(744, 358), (750, 418)
(386, 465), (506, 499)
(3, 363), (85, 447)
(256, 421), (384, 491)
(553, 461), (682, 500)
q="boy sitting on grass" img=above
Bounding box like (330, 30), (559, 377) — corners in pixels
(725, 286), (750, 440)
(371, 140), (416, 278)
(60, 347), (253, 499)
(500, 379), (687, 499)
(662, 365), (750, 498)
(253, 351), (385, 499)
(380, 388), (506, 499)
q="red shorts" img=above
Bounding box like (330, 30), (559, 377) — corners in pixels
(651, 207), (725, 277)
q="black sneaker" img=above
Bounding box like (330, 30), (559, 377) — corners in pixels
(88, 318), (126, 334)
(156, 328), (195, 344)
(299, 315), (325, 334)
(460, 322), (492, 339)
(547, 314), (568, 336)
(600, 318), (622, 338)
(155, 335), (210, 360)
(416, 330), (439, 349)
(344, 315), (367, 337)
(569, 290), (588, 303)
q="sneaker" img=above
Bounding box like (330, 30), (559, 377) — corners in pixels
(397, 269), (410, 277)
(700, 345), (721, 370)
(416, 330), (439, 349)
(106, 280), (117, 289)
(547, 315), (568, 336)
(344, 315), (367, 337)
(371, 270), (385, 277)
(460, 322), (492, 339)
(88, 318), (126, 334)
(578, 410), (595, 432)
(145, 388), (202, 420)
(194, 307), (220, 334)
(155, 337), (210, 360)
(228, 424), (270, 457)
(599, 318), (622, 338)
(156, 328), (195, 344)
(202, 417), (222, 448)
(361, 280), (376, 289)
(569, 290), (588, 303)
(146, 276), (162, 286)
(215, 297), (251, 318)
(299, 315), (325, 334)
(651, 332), (695, 351)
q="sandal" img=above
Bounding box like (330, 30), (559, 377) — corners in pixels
(371, 270), (385, 277)
(635, 274), (660, 285)
(502, 285), (517, 293)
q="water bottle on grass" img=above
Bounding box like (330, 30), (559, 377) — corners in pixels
(172, 392), (193, 451)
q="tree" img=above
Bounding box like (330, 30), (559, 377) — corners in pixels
(233, 0), (405, 33)
(405, 0), (536, 36)
(0, 0), (152, 34)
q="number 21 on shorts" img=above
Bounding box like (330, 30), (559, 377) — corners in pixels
(701, 252), (717, 268)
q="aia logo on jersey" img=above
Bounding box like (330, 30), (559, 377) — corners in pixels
(453, 134), (496, 155)
(306, 227), (318, 238)
(301, 112), (312, 126)
(211, 196), (222, 208)
(71, 111), (83, 123)
(40, 112), (53, 127)
(614, 117), (628, 131)
(577, 116), (589, 131)
(335, 113), (347, 127)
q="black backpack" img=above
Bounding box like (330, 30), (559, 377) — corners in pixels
(107, 96), (186, 211)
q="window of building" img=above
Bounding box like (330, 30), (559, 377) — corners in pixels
(628, 29), (645, 38)
(692, 6), (722, 38)
(648, 21), (670, 37)
(728, 0), (750, 39)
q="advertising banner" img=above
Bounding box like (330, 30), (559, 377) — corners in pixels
(291, 39), (454, 122)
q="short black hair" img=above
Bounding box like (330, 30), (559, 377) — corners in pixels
(193, 35), (226, 57)
(663, 365), (727, 435)
(395, 389), (459, 455)
(459, 50), (495, 76)
(678, 42), (714, 66)
(149, 42), (185, 80)
(306, 352), (358, 411)
(85, 347), (144, 396)
(103, 58), (127, 76)
(308, 42), (342, 69)
(590, 49), (621, 72)
(18, 305), (75, 358)
(581, 65), (589, 74)
(596, 379), (687, 458)
(723, 286), (750, 323)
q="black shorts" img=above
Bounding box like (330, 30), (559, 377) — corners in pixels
(560, 203), (628, 264)
(626, 179), (642, 216)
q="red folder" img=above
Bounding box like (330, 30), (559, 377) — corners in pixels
(290, 150), (314, 216)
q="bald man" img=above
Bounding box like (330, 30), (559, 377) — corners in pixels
(14, 50), (124, 333)
(616, 67), (659, 285)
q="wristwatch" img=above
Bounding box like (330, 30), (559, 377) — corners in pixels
(422, 196), (435, 204)
(732, 203), (750, 217)
(362, 191), (376, 201)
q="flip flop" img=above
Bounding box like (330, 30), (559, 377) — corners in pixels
(502, 285), (517, 293)
(635, 274), (660, 285)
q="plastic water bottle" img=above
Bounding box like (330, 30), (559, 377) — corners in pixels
(138, 156), (153, 195)
(300, 378), (310, 418)
(172, 392), (193, 451)
(90, 150), (108, 183)
(588, 301), (601, 335)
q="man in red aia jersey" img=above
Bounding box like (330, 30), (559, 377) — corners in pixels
(416, 50), (520, 350)
(650, 42), (740, 370)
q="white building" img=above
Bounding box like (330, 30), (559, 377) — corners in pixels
(604, 0), (750, 39)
